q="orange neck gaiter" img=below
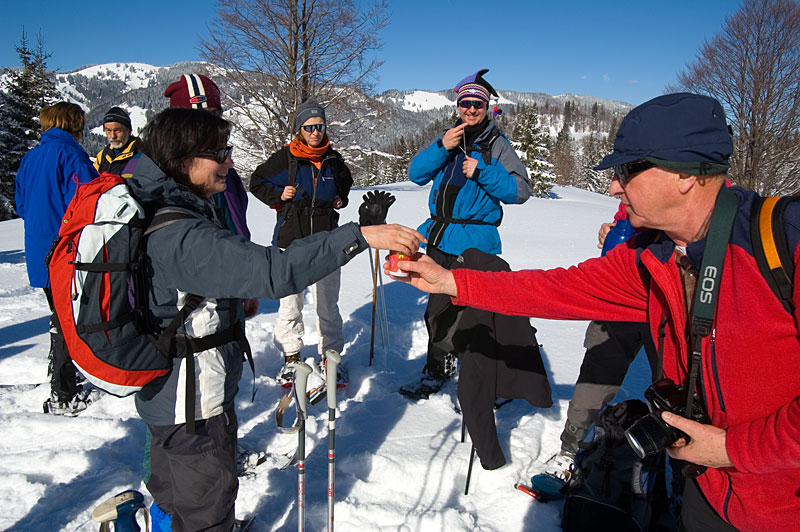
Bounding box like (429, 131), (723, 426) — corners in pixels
(289, 137), (330, 170)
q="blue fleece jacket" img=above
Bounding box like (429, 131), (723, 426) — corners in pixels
(15, 128), (98, 287)
(408, 119), (532, 256)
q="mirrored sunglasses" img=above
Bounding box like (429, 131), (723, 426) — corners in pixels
(195, 145), (233, 164)
(458, 100), (485, 109)
(301, 123), (326, 133)
(613, 159), (656, 184)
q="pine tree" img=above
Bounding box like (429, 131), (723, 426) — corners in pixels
(576, 104), (613, 193)
(579, 132), (611, 193)
(551, 123), (577, 186)
(512, 104), (554, 198)
(391, 136), (411, 181)
(0, 31), (59, 220)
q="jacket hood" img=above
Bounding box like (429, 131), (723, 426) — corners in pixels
(127, 154), (217, 218)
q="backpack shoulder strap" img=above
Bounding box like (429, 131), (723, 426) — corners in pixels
(145, 207), (202, 235)
(477, 128), (502, 165)
(287, 150), (298, 187)
(751, 195), (799, 314)
(286, 150), (307, 199)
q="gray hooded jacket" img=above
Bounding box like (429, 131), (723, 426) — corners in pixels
(128, 155), (368, 426)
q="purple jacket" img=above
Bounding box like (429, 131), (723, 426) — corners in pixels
(215, 168), (250, 238)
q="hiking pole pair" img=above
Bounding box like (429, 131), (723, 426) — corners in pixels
(287, 352), (342, 532)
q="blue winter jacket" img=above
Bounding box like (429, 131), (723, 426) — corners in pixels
(409, 119), (531, 256)
(15, 128), (98, 287)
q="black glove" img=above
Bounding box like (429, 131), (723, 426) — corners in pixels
(358, 190), (396, 226)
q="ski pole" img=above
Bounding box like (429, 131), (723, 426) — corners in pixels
(465, 445), (476, 495)
(324, 349), (341, 532)
(376, 256), (389, 350)
(368, 249), (379, 366)
(292, 361), (312, 532)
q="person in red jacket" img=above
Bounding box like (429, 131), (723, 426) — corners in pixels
(394, 93), (800, 532)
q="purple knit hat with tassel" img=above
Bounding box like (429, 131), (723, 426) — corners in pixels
(454, 69), (498, 103)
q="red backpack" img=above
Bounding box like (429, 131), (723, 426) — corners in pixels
(46, 172), (209, 396)
(47, 172), (252, 431)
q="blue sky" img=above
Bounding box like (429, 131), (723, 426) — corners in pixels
(1, 0), (743, 105)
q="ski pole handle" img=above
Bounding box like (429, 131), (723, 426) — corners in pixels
(325, 349), (341, 409)
(291, 362), (313, 419)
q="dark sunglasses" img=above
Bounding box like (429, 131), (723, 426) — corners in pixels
(613, 159), (656, 184)
(301, 123), (326, 133)
(458, 100), (485, 109)
(195, 145), (233, 164)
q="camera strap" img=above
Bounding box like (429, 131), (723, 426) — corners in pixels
(685, 187), (738, 416)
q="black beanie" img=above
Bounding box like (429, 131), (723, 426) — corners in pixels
(102, 106), (132, 131)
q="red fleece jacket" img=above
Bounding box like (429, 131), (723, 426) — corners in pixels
(452, 187), (800, 532)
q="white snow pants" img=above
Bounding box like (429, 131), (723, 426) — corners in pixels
(273, 267), (344, 355)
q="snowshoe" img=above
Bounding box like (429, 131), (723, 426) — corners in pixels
(237, 448), (297, 476)
(542, 451), (575, 482)
(277, 352), (301, 388)
(398, 374), (448, 400)
(42, 385), (102, 416)
(399, 353), (458, 400)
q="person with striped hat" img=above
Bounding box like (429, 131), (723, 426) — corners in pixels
(163, 73), (258, 318)
(401, 68), (533, 399)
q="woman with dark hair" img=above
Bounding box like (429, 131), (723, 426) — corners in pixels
(130, 107), (422, 532)
(15, 101), (99, 415)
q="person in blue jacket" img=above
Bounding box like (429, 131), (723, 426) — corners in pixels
(403, 69), (533, 397)
(15, 101), (99, 415)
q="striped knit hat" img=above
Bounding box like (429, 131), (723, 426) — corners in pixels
(164, 74), (222, 110)
(454, 69), (498, 103)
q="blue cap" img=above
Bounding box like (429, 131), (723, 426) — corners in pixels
(595, 93), (733, 172)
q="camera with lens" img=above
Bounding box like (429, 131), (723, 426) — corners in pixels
(624, 378), (708, 459)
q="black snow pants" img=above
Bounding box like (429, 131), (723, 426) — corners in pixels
(43, 287), (81, 401)
(146, 409), (239, 532)
(422, 245), (460, 377)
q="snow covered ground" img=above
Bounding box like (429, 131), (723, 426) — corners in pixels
(0, 182), (654, 531)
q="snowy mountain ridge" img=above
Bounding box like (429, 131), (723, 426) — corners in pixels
(46, 61), (630, 152)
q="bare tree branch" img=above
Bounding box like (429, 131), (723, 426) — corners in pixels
(671, 0), (800, 194)
(200, 0), (388, 174)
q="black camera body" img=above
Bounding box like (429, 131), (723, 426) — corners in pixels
(624, 378), (707, 459)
